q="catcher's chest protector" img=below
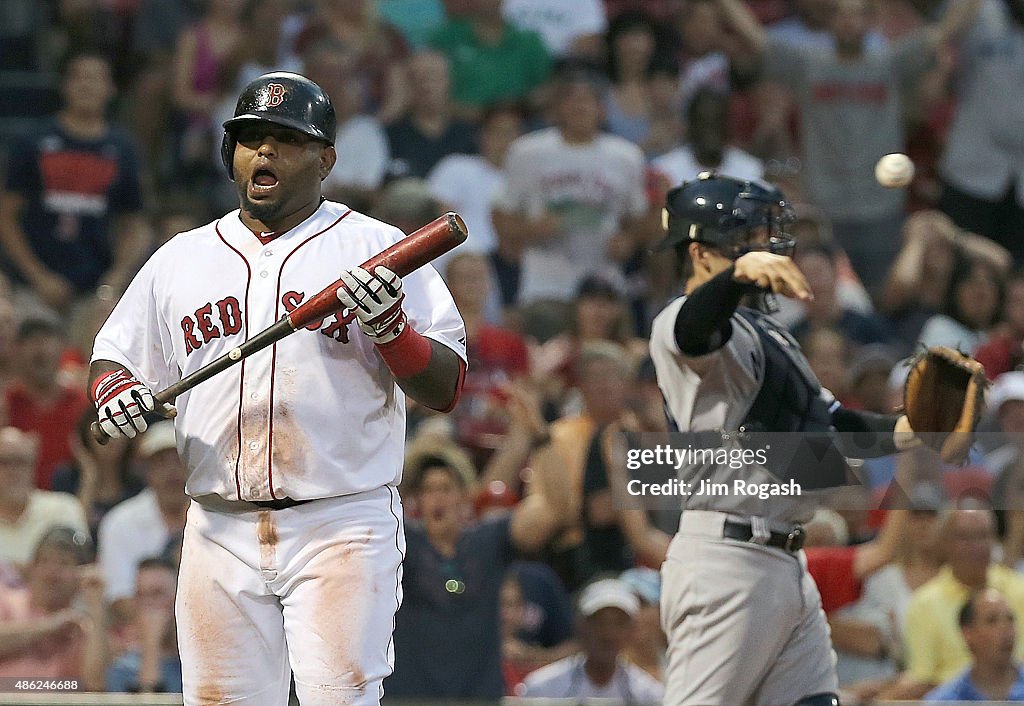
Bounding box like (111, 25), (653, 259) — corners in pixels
(734, 308), (848, 489)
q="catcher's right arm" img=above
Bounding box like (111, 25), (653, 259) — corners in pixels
(902, 346), (988, 465)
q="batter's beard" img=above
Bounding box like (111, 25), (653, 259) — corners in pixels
(240, 194), (285, 225)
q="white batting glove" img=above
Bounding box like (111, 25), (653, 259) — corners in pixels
(337, 266), (408, 344)
(91, 369), (157, 439)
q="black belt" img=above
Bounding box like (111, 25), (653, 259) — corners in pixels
(249, 497), (314, 510)
(723, 520), (806, 552)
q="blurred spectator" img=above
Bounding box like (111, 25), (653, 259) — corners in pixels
(899, 506), (1024, 698)
(982, 372), (1024, 479)
(802, 327), (853, 405)
(672, 0), (748, 109)
(846, 344), (899, 413)
(504, 0), (608, 60)
(570, 274), (644, 356)
(126, 0), (203, 181)
(925, 588), (1024, 701)
(938, 0), (1024, 262)
(385, 50), (478, 181)
(428, 103), (524, 262)
(650, 87), (764, 187)
(543, 342), (636, 591)
(377, 0), (449, 50)
(51, 410), (143, 540)
(97, 421), (186, 606)
(231, 0), (302, 85)
(619, 567), (667, 682)
(170, 0), (246, 186)
(918, 251), (1003, 354)
(995, 459), (1024, 572)
(6, 317), (90, 489)
(0, 51), (149, 316)
(881, 210), (970, 350)
(500, 564), (578, 692)
(881, 211), (1011, 352)
(516, 577), (665, 702)
(106, 557), (181, 693)
(768, 0), (886, 52)
(789, 244), (892, 346)
(602, 11), (668, 148)
(492, 66), (647, 304)
(976, 269), (1024, 379)
(371, 178), (444, 238)
(427, 0), (552, 118)
(832, 486), (943, 699)
(306, 38), (389, 212)
(604, 0), (685, 24)
(294, 0), (410, 123)
(769, 202), (873, 330)
(719, 0), (984, 293)
(574, 359), (667, 585)
(642, 52), (686, 158)
(0, 296), (18, 391)
(0, 427), (88, 567)
(0, 527), (106, 689)
(385, 436), (569, 699)
(592, 382), (675, 570)
(445, 252), (529, 465)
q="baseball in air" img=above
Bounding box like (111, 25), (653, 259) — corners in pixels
(229, 347), (242, 361)
(875, 153), (915, 188)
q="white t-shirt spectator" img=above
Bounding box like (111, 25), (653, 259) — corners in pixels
(0, 491), (88, 566)
(518, 653), (665, 703)
(97, 489), (172, 602)
(502, 0), (607, 57)
(494, 127), (646, 302)
(651, 145), (764, 186)
(323, 115), (390, 192)
(427, 153), (503, 255)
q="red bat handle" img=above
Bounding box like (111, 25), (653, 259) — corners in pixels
(289, 212), (467, 330)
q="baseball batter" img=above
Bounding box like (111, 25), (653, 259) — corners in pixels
(649, 172), (921, 706)
(89, 73), (466, 706)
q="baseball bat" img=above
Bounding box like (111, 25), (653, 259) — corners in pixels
(91, 212), (468, 443)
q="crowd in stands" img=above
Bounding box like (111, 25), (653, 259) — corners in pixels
(1, 0), (1024, 703)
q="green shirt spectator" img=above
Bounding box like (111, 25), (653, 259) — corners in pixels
(428, 16), (551, 109)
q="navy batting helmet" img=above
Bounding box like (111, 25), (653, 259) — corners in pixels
(220, 72), (337, 180)
(654, 171), (796, 257)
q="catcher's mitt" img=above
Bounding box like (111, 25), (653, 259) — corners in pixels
(903, 346), (988, 465)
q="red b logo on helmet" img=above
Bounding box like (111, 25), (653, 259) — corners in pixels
(265, 83), (287, 107)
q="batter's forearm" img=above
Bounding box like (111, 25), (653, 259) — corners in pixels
(393, 339), (464, 412)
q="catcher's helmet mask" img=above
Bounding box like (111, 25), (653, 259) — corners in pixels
(221, 72), (337, 181)
(656, 171), (797, 259)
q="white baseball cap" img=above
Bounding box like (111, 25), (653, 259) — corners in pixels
(990, 372), (1024, 412)
(138, 421), (178, 459)
(578, 578), (640, 617)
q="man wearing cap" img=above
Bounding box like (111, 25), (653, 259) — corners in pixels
(518, 576), (665, 702)
(983, 371), (1024, 477)
(96, 421), (186, 609)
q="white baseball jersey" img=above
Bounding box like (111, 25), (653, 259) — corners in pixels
(92, 201), (466, 502)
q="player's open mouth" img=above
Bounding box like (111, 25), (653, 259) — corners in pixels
(250, 169), (279, 195)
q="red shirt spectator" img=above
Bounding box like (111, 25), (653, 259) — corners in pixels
(6, 319), (90, 489)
